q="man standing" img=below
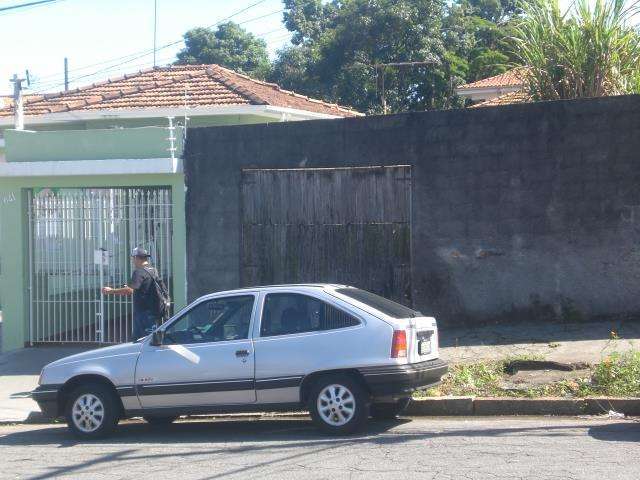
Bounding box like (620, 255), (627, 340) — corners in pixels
(102, 247), (163, 339)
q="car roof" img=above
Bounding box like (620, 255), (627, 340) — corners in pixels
(199, 283), (351, 297)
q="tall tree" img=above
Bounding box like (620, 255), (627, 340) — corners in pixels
(444, 0), (519, 82)
(175, 22), (271, 79)
(270, 45), (322, 95)
(273, 0), (461, 114)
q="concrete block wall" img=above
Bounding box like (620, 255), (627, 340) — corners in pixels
(184, 95), (640, 327)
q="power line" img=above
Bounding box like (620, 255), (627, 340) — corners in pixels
(236, 8), (282, 27)
(30, 0), (280, 92)
(34, 27), (289, 92)
(31, 23), (287, 93)
(265, 34), (293, 46)
(29, 55), (178, 94)
(0, 0), (68, 15)
(34, 46), (173, 83)
(0, 0), (56, 12)
(37, 0), (256, 83)
(255, 27), (288, 37)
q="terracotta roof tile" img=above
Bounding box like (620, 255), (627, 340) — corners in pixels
(470, 90), (530, 108)
(0, 64), (361, 118)
(458, 68), (527, 90)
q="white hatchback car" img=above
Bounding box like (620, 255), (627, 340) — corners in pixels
(32, 284), (447, 438)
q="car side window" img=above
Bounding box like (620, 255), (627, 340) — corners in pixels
(260, 293), (359, 337)
(163, 295), (254, 345)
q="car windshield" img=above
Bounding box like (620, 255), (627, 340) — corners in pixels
(334, 288), (421, 319)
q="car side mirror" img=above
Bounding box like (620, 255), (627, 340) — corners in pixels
(150, 329), (164, 346)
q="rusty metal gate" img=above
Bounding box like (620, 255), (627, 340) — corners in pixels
(241, 165), (412, 304)
(28, 187), (173, 344)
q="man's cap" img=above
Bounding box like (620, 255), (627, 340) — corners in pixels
(131, 247), (151, 258)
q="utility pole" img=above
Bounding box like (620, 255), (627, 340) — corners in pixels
(153, 0), (158, 67)
(10, 74), (26, 130)
(64, 57), (69, 91)
(374, 61), (436, 114)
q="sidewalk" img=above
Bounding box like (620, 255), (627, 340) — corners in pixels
(1, 318), (639, 423)
(441, 318), (640, 364)
(0, 345), (91, 422)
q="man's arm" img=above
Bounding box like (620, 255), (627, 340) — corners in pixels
(102, 286), (133, 296)
(103, 268), (143, 296)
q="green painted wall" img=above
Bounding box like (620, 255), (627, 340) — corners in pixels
(0, 112), (284, 352)
(5, 127), (185, 162)
(0, 173), (186, 352)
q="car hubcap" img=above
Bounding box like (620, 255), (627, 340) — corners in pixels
(71, 394), (105, 433)
(317, 384), (356, 426)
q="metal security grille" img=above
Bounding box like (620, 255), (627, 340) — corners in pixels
(28, 187), (173, 344)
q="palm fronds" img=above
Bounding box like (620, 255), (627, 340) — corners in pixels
(511, 0), (640, 100)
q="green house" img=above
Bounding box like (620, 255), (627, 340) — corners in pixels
(0, 64), (359, 352)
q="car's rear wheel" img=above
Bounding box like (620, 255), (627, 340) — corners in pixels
(370, 397), (411, 420)
(143, 415), (179, 426)
(308, 375), (369, 435)
(65, 383), (120, 439)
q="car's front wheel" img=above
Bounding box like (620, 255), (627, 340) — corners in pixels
(308, 375), (369, 435)
(65, 383), (120, 439)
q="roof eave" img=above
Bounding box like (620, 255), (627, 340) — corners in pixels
(262, 105), (358, 120)
(455, 85), (523, 96)
(0, 104), (353, 127)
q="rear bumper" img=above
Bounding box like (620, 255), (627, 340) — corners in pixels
(359, 359), (448, 400)
(31, 384), (61, 418)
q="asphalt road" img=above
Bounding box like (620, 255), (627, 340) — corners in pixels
(1, 416), (639, 480)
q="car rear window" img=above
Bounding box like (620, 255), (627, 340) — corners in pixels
(261, 293), (360, 337)
(335, 288), (421, 319)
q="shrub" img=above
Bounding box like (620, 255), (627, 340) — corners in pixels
(511, 0), (640, 100)
(592, 350), (640, 397)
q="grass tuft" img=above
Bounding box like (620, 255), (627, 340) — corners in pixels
(416, 350), (640, 398)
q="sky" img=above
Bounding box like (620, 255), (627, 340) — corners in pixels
(0, 0), (291, 95)
(0, 0), (624, 97)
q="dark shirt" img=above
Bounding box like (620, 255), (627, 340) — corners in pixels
(129, 266), (158, 313)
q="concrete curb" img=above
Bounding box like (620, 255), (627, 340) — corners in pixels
(406, 397), (640, 416)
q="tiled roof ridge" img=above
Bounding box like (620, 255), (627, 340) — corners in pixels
(9, 66), (162, 113)
(13, 68), (197, 114)
(0, 63), (360, 118)
(31, 66), (161, 105)
(209, 63), (362, 116)
(80, 74), (198, 112)
(204, 65), (268, 105)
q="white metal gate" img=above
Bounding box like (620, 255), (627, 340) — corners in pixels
(28, 187), (173, 344)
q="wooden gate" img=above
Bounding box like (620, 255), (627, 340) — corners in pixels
(241, 165), (412, 304)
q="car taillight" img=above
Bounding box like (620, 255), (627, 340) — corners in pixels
(391, 330), (407, 358)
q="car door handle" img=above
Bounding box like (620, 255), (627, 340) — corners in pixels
(235, 349), (250, 357)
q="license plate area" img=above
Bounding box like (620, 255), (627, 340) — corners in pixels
(417, 331), (433, 355)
